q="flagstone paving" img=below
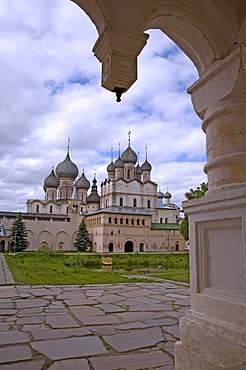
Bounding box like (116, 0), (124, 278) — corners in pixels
(0, 253), (190, 369)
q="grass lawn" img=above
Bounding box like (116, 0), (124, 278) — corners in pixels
(5, 252), (190, 285)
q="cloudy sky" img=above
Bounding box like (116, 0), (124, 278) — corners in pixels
(0, 0), (207, 212)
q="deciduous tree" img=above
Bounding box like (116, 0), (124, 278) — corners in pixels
(180, 182), (208, 241)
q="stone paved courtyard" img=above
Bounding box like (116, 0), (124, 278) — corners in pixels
(0, 254), (190, 369)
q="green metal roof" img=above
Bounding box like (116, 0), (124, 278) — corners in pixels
(151, 223), (180, 230)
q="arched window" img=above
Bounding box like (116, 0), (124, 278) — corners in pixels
(126, 218), (129, 225)
(120, 218), (123, 224)
(50, 205), (53, 213)
(59, 242), (64, 250)
(66, 207), (69, 214)
(160, 218), (163, 223)
(137, 219), (140, 225)
(127, 169), (130, 179)
(147, 200), (151, 208)
(133, 198), (137, 207)
(131, 219), (134, 225)
(36, 205), (39, 213)
(120, 197), (123, 206)
(115, 217), (117, 224)
(109, 243), (114, 252)
(175, 241), (179, 251)
(109, 217), (112, 224)
(142, 219), (145, 226)
(140, 243), (144, 252)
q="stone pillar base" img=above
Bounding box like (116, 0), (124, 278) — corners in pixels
(175, 188), (246, 369)
(175, 310), (246, 370)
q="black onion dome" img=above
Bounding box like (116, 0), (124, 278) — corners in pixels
(157, 191), (164, 198)
(114, 156), (124, 169)
(76, 171), (90, 189)
(141, 159), (152, 171)
(86, 177), (100, 203)
(121, 146), (137, 164)
(107, 162), (115, 173)
(136, 164), (143, 174)
(164, 191), (172, 199)
(86, 192), (100, 203)
(56, 152), (78, 179)
(43, 168), (60, 191)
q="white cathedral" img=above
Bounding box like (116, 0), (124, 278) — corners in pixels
(0, 135), (186, 253)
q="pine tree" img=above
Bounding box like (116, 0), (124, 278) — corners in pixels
(9, 212), (29, 252)
(74, 220), (92, 252)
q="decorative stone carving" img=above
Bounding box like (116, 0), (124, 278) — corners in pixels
(93, 21), (149, 93)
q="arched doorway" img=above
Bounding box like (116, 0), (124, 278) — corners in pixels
(0, 240), (5, 252)
(124, 240), (133, 253)
(139, 243), (144, 252)
(109, 242), (114, 252)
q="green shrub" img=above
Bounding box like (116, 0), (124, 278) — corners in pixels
(37, 245), (55, 254)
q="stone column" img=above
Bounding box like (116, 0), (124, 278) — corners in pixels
(175, 45), (246, 369)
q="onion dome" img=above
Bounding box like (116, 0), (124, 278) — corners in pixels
(107, 147), (115, 173)
(157, 190), (164, 199)
(141, 159), (152, 171)
(56, 151), (78, 180)
(75, 171), (90, 189)
(43, 168), (60, 191)
(121, 146), (137, 164)
(136, 164), (142, 175)
(86, 177), (100, 203)
(107, 161), (115, 173)
(114, 156), (124, 169)
(164, 191), (172, 199)
(121, 131), (137, 164)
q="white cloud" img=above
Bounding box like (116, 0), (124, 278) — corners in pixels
(0, 0), (207, 212)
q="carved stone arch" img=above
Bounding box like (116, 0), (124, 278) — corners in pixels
(38, 231), (52, 248)
(142, 2), (234, 75)
(56, 231), (68, 250)
(72, 0), (115, 33)
(27, 230), (34, 250)
(72, 231), (77, 248)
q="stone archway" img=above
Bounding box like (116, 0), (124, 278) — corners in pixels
(124, 240), (133, 253)
(139, 242), (144, 252)
(63, 2), (246, 368)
